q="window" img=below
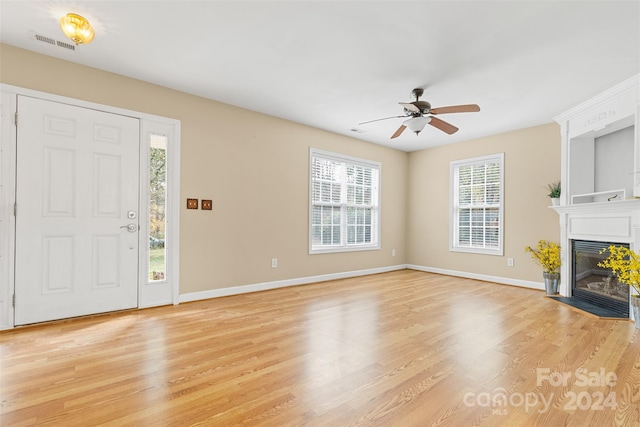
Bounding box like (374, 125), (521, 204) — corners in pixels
(149, 134), (167, 281)
(450, 153), (504, 255)
(310, 148), (380, 253)
(140, 118), (180, 307)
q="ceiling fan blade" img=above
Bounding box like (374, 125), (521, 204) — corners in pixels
(390, 124), (407, 139)
(359, 115), (406, 125)
(428, 116), (459, 134)
(430, 104), (480, 114)
(399, 102), (420, 113)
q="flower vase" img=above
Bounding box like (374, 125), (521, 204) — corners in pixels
(631, 296), (640, 329)
(543, 272), (560, 295)
(551, 197), (560, 206)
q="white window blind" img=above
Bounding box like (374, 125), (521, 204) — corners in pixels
(310, 148), (380, 253)
(450, 153), (504, 255)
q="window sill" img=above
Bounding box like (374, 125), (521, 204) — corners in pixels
(449, 246), (503, 256)
(310, 244), (380, 255)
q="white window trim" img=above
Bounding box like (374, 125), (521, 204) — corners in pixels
(449, 153), (504, 256)
(309, 148), (381, 254)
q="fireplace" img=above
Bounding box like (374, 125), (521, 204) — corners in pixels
(571, 240), (629, 317)
(553, 75), (639, 321)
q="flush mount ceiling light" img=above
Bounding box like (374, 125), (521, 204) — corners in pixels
(59, 13), (95, 45)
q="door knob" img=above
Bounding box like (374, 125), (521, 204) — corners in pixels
(120, 223), (137, 232)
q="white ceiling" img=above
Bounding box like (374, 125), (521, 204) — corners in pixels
(1, 1), (638, 152)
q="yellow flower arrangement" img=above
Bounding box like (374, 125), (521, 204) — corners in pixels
(598, 246), (640, 296)
(525, 240), (561, 274)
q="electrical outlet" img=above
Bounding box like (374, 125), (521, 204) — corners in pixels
(507, 257), (514, 267)
(271, 258), (278, 268)
(392, 249), (396, 256)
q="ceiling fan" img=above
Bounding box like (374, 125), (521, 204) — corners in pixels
(360, 88), (480, 139)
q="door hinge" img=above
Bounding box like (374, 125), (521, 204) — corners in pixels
(13, 203), (16, 216)
(14, 112), (18, 126)
(12, 294), (15, 308)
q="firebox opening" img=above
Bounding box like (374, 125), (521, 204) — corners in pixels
(571, 239), (630, 318)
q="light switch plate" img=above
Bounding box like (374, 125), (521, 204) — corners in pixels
(201, 199), (212, 210)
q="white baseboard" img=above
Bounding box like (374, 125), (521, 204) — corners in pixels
(406, 264), (545, 291)
(180, 264), (545, 304)
(179, 264), (408, 303)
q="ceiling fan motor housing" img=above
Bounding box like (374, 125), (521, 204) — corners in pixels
(413, 101), (431, 114)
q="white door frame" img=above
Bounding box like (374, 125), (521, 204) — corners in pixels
(0, 84), (181, 329)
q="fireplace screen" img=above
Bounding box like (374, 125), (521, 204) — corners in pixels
(572, 240), (629, 317)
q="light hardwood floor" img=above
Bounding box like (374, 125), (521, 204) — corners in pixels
(1, 270), (639, 426)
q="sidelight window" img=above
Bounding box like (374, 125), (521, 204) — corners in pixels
(149, 134), (167, 281)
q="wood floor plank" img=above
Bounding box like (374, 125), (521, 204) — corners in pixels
(1, 270), (639, 426)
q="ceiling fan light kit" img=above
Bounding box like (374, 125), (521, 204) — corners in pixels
(405, 116), (431, 134)
(360, 87), (480, 140)
(60, 13), (95, 45)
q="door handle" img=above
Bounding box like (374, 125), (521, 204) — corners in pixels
(120, 224), (138, 232)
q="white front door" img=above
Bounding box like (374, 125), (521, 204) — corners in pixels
(14, 96), (140, 325)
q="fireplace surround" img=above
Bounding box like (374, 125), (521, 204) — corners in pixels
(553, 74), (639, 321)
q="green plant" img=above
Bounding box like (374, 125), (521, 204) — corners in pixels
(547, 181), (561, 198)
(525, 240), (561, 274)
(598, 246), (640, 296)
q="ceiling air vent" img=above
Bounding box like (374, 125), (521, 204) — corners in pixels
(31, 32), (76, 51)
(56, 40), (76, 51)
(34, 33), (56, 45)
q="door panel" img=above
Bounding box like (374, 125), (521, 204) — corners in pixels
(42, 235), (75, 293)
(14, 96), (140, 325)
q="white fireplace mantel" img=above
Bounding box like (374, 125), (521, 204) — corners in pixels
(552, 199), (640, 217)
(552, 199), (640, 249)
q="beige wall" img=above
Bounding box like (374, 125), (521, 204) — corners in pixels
(1, 43), (562, 294)
(407, 123), (561, 282)
(0, 44), (408, 294)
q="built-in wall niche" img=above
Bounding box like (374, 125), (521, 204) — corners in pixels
(595, 126), (635, 194)
(569, 117), (636, 204)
